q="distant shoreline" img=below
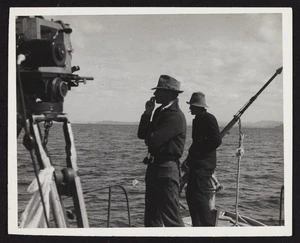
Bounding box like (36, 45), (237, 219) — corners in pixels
(71, 121), (283, 129)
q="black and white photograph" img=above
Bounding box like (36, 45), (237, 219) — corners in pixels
(8, 7), (292, 237)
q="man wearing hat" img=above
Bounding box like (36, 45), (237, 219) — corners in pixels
(137, 75), (186, 227)
(183, 92), (222, 226)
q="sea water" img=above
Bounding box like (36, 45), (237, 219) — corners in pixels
(17, 124), (284, 227)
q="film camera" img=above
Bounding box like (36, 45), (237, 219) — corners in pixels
(16, 17), (94, 227)
(16, 16), (93, 115)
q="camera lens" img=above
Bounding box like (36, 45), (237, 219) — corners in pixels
(51, 77), (68, 100)
(58, 81), (68, 98)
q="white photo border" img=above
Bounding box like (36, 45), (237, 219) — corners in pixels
(8, 7), (293, 237)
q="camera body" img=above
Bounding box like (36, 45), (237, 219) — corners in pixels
(16, 16), (93, 115)
(16, 16), (73, 72)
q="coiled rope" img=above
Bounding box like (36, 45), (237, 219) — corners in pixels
(234, 118), (245, 226)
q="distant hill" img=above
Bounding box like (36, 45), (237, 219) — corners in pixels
(89, 120), (139, 125)
(76, 120), (283, 128)
(219, 120), (283, 128)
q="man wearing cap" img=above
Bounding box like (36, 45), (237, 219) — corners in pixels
(137, 75), (186, 227)
(183, 92), (222, 226)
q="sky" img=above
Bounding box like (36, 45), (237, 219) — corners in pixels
(44, 11), (285, 124)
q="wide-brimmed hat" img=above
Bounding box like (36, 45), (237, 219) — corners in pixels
(187, 92), (209, 108)
(151, 75), (183, 93)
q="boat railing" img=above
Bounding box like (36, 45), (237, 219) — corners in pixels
(83, 185), (131, 227)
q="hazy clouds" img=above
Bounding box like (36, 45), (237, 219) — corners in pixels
(47, 12), (284, 124)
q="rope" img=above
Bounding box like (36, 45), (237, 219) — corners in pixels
(234, 118), (244, 226)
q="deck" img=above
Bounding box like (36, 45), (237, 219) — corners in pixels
(182, 210), (266, 227)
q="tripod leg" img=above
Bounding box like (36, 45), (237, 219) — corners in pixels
(63, 120), (89, 228)
(31, 120), (68, 227)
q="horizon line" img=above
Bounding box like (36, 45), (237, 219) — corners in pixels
(70, 120), (284, 126)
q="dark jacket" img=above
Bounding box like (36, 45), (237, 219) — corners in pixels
(138, 99), (186, 161)
(187, 111), (222, 170)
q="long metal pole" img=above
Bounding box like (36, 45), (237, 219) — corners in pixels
(220, 67), (283, 137)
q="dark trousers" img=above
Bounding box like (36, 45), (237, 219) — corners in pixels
(144, 161), (184, 227)
(186, 169), (216, 226)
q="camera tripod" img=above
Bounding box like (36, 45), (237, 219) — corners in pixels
(15, 15), (94, 227)
(16, 26), (93, 226)
(20, 112), (89, 228)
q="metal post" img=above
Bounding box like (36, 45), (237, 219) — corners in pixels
(234, 119), (244, 226)
(279, 185), (284, 226)
(107, 187), (112, 227)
